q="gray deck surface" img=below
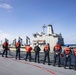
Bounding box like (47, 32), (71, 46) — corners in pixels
(0, 50), (76, 75)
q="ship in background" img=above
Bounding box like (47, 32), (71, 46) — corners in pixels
(0, 24), (76, 52)
(0, 24), (64, 52)
(32, 24), (64, 51)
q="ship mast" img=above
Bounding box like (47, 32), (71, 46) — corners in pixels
(42, 24), (46, 34)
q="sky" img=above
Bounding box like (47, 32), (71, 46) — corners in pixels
(0, 0), (76, 44)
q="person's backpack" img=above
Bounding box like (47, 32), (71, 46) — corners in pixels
(34, 46), (40, 52)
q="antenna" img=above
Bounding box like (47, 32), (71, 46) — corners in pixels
(42, 24), (46, 33)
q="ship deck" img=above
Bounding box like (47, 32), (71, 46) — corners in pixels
(0, 49), (76, 75)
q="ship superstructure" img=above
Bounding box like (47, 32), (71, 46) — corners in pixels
(33, 24), (64, 51)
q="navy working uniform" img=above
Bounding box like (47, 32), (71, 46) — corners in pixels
(16, 40), (21, 60)
(53, 43), (62, 67)
(64, 46), (71, 69)
(43, 43), (51, 65)
(73, 48), (76, 70)
(34, 44), (41, 63)
(2, 40), (9, 57)
(25, 45), (32, 62)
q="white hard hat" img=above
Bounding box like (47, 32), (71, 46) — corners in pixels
(36, 43), (38, 46)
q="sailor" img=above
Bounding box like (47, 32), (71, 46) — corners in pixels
(43, 43), (51, 65)
(25, 44), (32, 62)
(64, 45), (71, 69)
(15, 40), (21, 60)
(34, 43), (41, 63)
(2, 39), (9, 57)
(53, 41), (62, 67)
(73, 48), (76, 70)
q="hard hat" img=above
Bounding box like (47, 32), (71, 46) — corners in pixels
(36, 43), (38, 46)
(18, 40), (20, 42)
(66, 45), (69, 47)
(56, 41), (59, 44)
(47, 43), (49, 45)
(5, 39), (7, 42)
(5, 40), (7, 42)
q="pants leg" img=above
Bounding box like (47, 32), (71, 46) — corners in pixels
(68, 57), (71, 69)
(29, 52), (31, 62)
(18, 49), (20, 60)
(43, 53), (46, 64)
(57, 55), (60, 66)
(75, 62), (76, 70)
(35, 52), (37, 62)
(16, 50), (18, 59)
(25, 52), (28, 61)
(64, 57), (68, 68)
(2, 50), (6, 57)
(38, 53), (40, 63)
(75, 56), (76, 70)
(53, 54), (56, 66)
(5, 50), (8, 57)
(47, 53), (50, 65)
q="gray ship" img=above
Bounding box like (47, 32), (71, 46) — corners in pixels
(33, 24), (64, 51)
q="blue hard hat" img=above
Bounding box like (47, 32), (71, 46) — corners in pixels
(56, 41), (59, 44)
(66, 45), (69, 47)
(18, 40), (20, 42)
(47, 43), (49, 45)
(5, 39), (7, 42)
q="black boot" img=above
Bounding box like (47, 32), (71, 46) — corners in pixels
(64, 66), (66, 69)
(43, 62), (45, 65)
(48, 63), (51, 65)
(69, 67), (71, 69)
(2, 55), (4, 57)
(74, 67), (76, 70)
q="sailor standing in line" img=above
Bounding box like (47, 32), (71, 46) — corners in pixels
(64, 45), (71, 69)
(2, 39), (9, 58)
(73, 48), (76, 70)
(34, 43), (41, 63)
(43, 43), (51, 65)
(15, 40), (21, 60)
(53, 41), (62, 67)
(25, 44), (32, 62)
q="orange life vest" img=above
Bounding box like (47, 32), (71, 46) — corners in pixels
(64, 47), (70, 54)
(55, 44), (61, 50)
(3, 42), (7, 47)
(3, 42), (8, 49)
(25, 46), (32, 52)
(16, 42), (21, 47)
(44, 45), (49, 51)
(74, 48), (76, 55)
